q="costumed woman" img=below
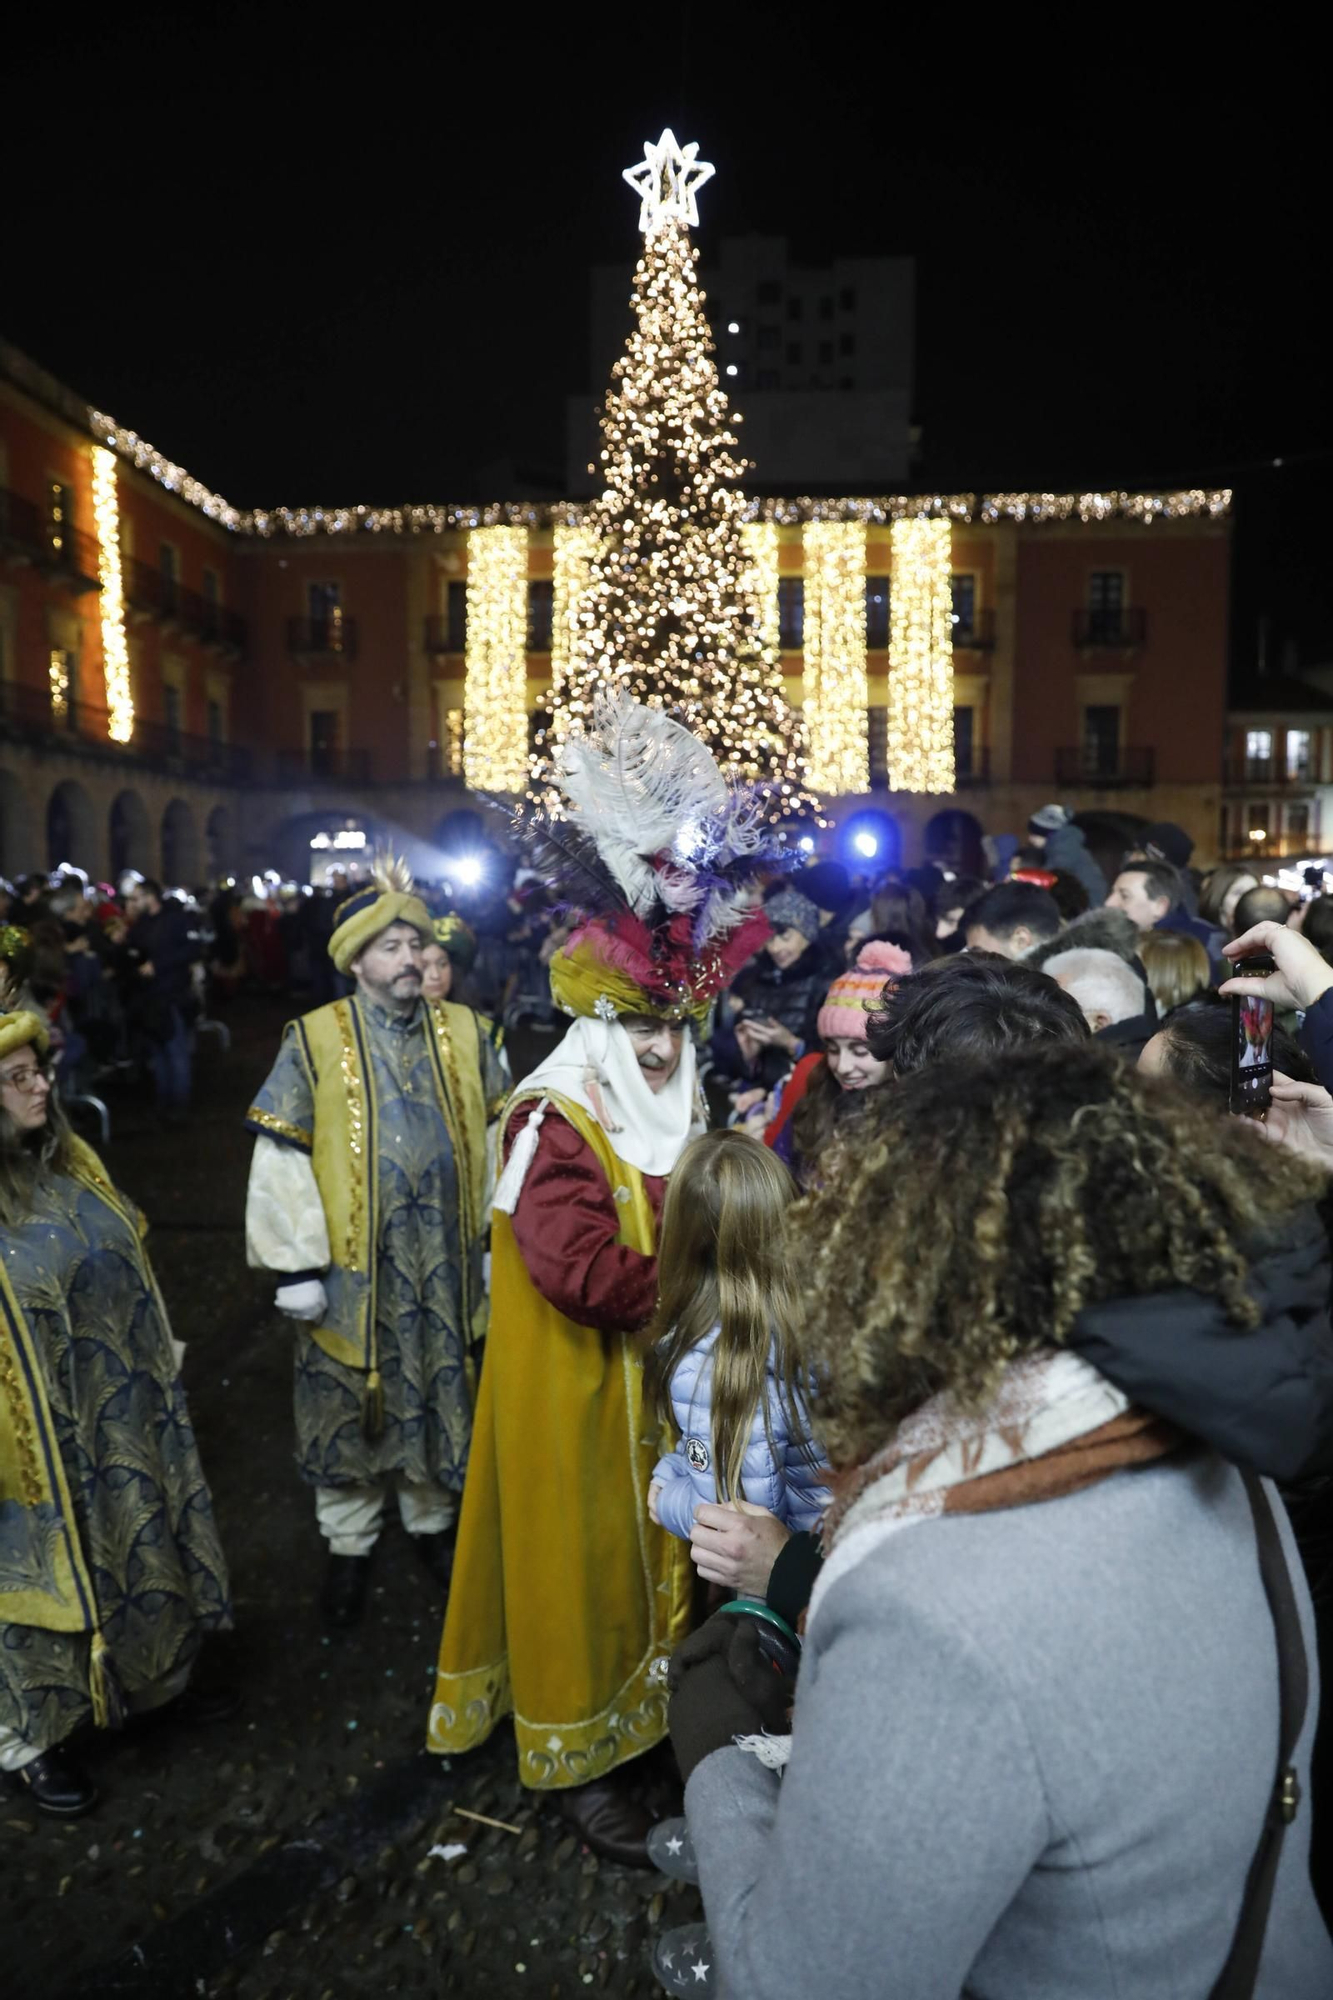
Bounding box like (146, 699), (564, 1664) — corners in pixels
(0, 937), (232, 1819)
(428, 691), (784, 1866)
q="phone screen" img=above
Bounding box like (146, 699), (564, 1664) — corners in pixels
(1230, 953), (1275, 1116)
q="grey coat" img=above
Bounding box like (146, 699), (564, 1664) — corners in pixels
(685, 1453), (1333, 1997)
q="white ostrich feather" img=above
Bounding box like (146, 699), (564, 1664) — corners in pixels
(556, 687), (728, 914)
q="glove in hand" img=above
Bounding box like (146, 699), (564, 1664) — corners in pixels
(275, 1278), (327, 1322)
(668, 1611), (795, 1784)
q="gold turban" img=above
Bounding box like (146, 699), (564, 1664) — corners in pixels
(328, 856), (432, 974)
(0, 1009), (50, 1062)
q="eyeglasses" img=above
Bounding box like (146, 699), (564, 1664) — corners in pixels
(0, 1063), (51, 1095)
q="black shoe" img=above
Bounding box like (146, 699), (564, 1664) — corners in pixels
(4, 1748), (98, 1818)
(320, 1553), (372, 1629)
(555, 1770), (656, 1868)
(412, 1529), (456, 1593)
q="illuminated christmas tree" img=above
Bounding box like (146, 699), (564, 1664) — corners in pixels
(552, 131), (810, 806)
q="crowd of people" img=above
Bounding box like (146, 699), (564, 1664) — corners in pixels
(6, 724), (1333, 1994)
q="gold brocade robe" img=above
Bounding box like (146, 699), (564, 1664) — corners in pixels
(427, 1095), (693, 1788)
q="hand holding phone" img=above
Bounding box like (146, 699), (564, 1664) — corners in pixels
(1230, 952), (1275, 1118)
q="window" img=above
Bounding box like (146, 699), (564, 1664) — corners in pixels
(442, 708), (465, 777)
(839, 284), (857, 312)
(527, 579), (554, 652)
(1287, 803), (1311, 848)
(953, 706), (975, 780)
(757, 368), (780, 389)
(819, 296), (834, 321)
(1083, 705), (1122, 778)
(206, 697), (224, 745)
(1287, 729), (1312, 779)
(163, 682), (182, 749)
(202, 567), (220, 605)
(757, 323), (780, 350)
(309, 709), (340, 777)
(865, 575), (890, 649)
(818, 340), (834, 365)
(786, 296), (803, 322)
(48, 481), (72, 562)
(786, 342), (802, 366)
(159, 543), (180, 614)
(1245, 728), (1274, 777)
(778, 578), (805, 650)
(1086, 570), (1126, 643)
(839, 332), (855, 357)
(49, 646), (75, 725)
(756, 279), (781, 305)
(867, 708), (888, 788)
(446, 579), (467, 652)
(839, 377), (854, 391)
(951, 573), (977, 638)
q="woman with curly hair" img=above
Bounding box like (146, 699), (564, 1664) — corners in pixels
(666, 1044), (1333, 1998)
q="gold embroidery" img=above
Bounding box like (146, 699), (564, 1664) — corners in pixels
(246, 1105), (313, 1151)
(334, 1002), (366, 1271)
(0, 1328), (43, 1507)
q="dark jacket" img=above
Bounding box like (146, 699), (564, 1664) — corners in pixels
(1157, 905), (1227, 974)
(1042, 824), (1108, 906)
(710, 945), (831, 1092)
(121, 902), (200, 1032)
(1095, 1010), (1160, 1060)
(1301, 988), (1333, 1096)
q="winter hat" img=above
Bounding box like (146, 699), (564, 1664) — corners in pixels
(764, 886), (821, 944)
(798, 861), (854, 914)
(817, 941), (913, 1041)
(1142, 821), (1194, 871)
(1028, 804), (1071, 836)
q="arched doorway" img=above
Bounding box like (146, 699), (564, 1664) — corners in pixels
(46, 779), (97, 872)
(109, 788), (153, 878)
(161, 798), (201, 885)
(0, 767), (35, 878)
(924, 808), (985, 879)
(206, 804), (235, 879)
(271, 809), (382, 885)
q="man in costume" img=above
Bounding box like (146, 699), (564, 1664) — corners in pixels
(0, 976), (232, 1817)
(244, 859), (507, 1629)
(428, 691), (779, 1866)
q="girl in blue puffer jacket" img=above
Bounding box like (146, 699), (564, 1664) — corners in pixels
(642, 1129), (830, 1540)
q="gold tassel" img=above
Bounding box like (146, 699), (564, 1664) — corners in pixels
(363, 1368), (384, 1441)
(88, 1630), (123, 1730)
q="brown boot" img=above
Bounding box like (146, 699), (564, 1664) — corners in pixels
(555, 1767), (656, 1868)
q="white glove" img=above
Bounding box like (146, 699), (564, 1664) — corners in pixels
(275, 1278), (327, 1322)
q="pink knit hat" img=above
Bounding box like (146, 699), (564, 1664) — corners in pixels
(817, 941), (913, 1041)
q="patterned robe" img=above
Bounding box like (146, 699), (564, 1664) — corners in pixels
(0, 1171), (230, 1752)
(248, 997), (507, 1490)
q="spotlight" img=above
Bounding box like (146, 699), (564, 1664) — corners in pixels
(455, 855), (484, 887)
(798, 835), (815, 854)
(853, 831), (879, 859)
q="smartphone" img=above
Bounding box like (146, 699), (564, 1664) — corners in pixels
(1229, 952), (1276, 1118)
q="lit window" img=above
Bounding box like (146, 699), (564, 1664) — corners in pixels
(1287, 729), (1312, 778)
(1246, 729), (1273, 763)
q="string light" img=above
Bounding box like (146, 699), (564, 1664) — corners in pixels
(740, 523), (781, 658)
(443, 709), (465, 778)
(803, 522), (869, 795)
(887, 518), (954, 794)
(90, 445), (135, 743)
(48, 649), (69, 724)
(547, 521), (600, 740)
(462, 526), (529, 793)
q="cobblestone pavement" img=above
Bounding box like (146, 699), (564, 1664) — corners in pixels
(3, 998), (698, 2000)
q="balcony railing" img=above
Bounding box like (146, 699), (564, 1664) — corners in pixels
(0, 486), (101, 590)
(287, 615), (358, 659)
(123, 556), (246, 650)
(276, 747), (372, 785)
(954, 747), (991, 786)
(1055, 745), (1156, 787)
(0, 676), (250, 780)
(1072, 607), (1147, 648)
(1225, 762), (1317, 790)
(952, 609), (996, 651)
(423, 614), (466, 654)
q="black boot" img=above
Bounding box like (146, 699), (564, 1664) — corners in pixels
(555, 1767), (656, 1868)
(320, 1552), (372, 1629)
(413, 1528), (456, 1593)
(4, 1748), (98, 1818)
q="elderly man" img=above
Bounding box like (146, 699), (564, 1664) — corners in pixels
(244, 858), (505, 1629)
(429, 691), (776, 1866)
(1044, 946), (1159, 1057)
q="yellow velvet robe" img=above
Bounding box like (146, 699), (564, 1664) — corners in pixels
(427, 1095), (693, 1788)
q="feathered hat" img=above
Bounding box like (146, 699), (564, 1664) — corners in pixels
(518, 689), (786, 1023)
(329, 854), (433, 974)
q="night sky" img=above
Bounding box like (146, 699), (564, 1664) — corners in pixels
(5, 16), (1326, 682)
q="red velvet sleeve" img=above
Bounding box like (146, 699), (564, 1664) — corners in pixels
(506, 1106), (665, 1334)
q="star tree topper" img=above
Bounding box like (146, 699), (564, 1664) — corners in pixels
(623, 128), (715, 235)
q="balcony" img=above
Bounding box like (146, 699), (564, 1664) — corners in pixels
(1224, 762), (1317, 791)
(954, 747), (991, 787)
(423, 614), (466, 655)
(1072, 607), (1147, 649)
(1055, 745), (1156, 788)
(275, 747), (372, 785)
(0, 486), (101, 591)
(952, 609), (996, 651)
(122, 557), (246, 651)
(0, 676), (251, 780)
(287, 615), (358, 660)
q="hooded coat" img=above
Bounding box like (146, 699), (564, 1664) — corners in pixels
(1041, 822), (1108, 905)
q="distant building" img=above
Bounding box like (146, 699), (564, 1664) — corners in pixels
(1223, 674), (1333, 860)
(566, 235), (916, 495)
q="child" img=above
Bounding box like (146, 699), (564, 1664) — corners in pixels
(642, 1128), (829, 1540)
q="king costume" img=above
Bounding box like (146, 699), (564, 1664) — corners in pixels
(0, 1004), (230, 1787)
(243, 864), (506, 1573)
(428, 692), (780, 1832)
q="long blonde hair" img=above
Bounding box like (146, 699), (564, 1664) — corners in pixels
(642, 1129), (812, 1503)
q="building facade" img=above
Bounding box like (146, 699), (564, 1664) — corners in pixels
(2, 340), (1234, 888)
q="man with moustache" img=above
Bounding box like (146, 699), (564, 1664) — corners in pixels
(244, 858), (504, 1629)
